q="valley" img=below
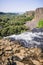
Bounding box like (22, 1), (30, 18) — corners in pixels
(0, 7), (43, 65)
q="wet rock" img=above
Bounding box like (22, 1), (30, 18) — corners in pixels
(32, 28), (43, 32)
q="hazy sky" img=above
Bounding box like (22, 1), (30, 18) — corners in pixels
(0, 0), (43, 12)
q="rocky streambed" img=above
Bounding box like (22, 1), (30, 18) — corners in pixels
(0, 39), (43, 65)
(0, 28), (43, 65)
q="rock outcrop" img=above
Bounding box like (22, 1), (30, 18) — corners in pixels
(0, 39), (43, 65)
(24, 11), (35, 17)
(25, 7), (43, 20)
(35, 8), (43, 20)
(25, 7), (43, 29)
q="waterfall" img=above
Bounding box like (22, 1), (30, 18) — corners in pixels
(4, 28), (43, 48)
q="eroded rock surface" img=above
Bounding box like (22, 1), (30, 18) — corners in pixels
(0, 39), (43, 65)
(25, 8), (43, 29)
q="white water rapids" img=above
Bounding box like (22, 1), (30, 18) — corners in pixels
(4, 30), (43, 48)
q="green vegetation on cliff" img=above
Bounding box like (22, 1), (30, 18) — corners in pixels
(37, 20), (43, 28)
(0, 13), (33, 37)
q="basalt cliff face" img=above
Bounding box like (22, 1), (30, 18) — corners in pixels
(25, 7), (43, 20)
(35, 8), (43, 20)
(0, 39), (43, 65)
(24, 11), (35, 17)
(25, 7), (43, 29)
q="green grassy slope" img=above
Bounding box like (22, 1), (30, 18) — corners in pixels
(37, 20), (43, 28)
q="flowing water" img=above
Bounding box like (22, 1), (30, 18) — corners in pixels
(4, 28), (43, 48)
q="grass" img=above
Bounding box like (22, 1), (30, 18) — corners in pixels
(37, 19), (43, 28)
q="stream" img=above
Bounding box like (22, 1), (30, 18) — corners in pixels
(4, 28), (43, 48)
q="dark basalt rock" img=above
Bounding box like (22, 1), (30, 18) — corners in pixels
(32, 28), (43, 32)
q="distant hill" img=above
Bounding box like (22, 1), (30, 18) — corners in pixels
(0, 12), (5, 14)
(0, 12), (19, 15)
